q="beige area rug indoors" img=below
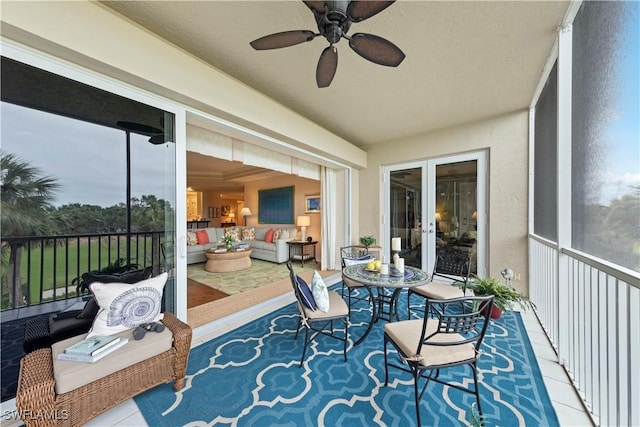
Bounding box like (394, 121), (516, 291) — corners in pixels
(187, 259), (339, 328)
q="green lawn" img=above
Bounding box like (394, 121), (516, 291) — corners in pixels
(2, 236), (160, 306)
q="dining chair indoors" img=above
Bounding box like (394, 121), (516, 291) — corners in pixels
(340, 245), (374, 317)
(286, 261), (349, 367)
(384, 295), (494, 426)
(407, 250), (471, 319)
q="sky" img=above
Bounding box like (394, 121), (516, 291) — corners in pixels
(1, 102), (172, 208)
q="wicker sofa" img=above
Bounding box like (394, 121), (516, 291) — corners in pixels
(16, 312), (191, 427)
(187, 225), (298, 264)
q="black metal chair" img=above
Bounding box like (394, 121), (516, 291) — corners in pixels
(286, 261), (349, 367)
(339, 246), (374, 317)
(407, 251), (471, 318)
(384, 295), (494, 426)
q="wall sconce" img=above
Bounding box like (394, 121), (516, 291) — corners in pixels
(240, 207), (253, 226)
(296, 215), (311, 241)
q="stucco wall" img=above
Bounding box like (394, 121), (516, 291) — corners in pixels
(361, 111), (530, 295)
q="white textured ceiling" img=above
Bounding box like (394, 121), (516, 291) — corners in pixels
(102, 0), (568, 148)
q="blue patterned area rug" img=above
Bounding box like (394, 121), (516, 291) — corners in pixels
(135, 286), (558, 426)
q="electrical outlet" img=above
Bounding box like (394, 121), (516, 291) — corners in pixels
(515, 273), (521, 281)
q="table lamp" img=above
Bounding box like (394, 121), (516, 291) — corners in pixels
(228, 212), (235, 223)
(297, 215), (311, 241)
(240, 207), (252, 226)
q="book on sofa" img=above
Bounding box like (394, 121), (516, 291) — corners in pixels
(58, 338), (128, 363)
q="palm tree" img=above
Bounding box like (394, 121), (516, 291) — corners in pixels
(1, 151), (60, 307)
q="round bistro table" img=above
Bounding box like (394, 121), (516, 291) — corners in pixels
(342, 264), (430, 346)
(204, 248), (252, 273)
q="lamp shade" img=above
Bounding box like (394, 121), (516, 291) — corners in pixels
(296, 216), (311, 227)
(434, 212), (442, 221)
(471, 211), (477, 220)
(240, 207), (252, 217)
(228, 212), (235, 219)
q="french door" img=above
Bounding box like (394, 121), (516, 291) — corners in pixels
(383, 151), (487, 277)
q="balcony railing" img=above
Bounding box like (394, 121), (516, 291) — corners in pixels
(529, 235), (640, 426)
(1, 231), (168, 310)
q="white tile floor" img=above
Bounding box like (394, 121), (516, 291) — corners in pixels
(1, 291), (594, 427)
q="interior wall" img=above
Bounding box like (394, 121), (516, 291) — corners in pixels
(362, 111), (530, 295)
(244, 175), (322, 258)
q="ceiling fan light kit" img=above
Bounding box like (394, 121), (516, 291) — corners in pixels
(250, 0), (405, 88)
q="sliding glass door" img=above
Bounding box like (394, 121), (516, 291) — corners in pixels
(384, 151), (486, 276)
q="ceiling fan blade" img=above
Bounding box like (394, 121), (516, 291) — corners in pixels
(250, 30), (316, 50)
(348, 33), (405, 67)
(316, 46), (338, 88)
(303, 0), (325, 14)
(347, 1), (395, 22)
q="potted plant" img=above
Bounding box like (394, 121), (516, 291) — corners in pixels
(457, 275), (531, 319)
(359, 235), (376, 248)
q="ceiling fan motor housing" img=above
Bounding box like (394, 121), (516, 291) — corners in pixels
(315, 1), (351, 43)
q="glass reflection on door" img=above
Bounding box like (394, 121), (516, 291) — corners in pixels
(389, 168), (422, 268)
(435, 161), (477, 274)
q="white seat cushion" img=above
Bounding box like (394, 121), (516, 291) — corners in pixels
(411, 280), (464, 300)
(52, 325), (173, 394)
(385, 319), (475, 367)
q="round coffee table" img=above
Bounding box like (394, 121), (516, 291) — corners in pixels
(204, 248), (252, 273)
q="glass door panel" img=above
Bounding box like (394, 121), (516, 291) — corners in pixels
(435, 161), (478, 274)
(389, 168), (422, 268)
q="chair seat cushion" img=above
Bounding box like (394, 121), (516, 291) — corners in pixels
(411, 280), (464, 300)
(52, 324), (173, 394)
(305, 291), (348, 320)
(385, 319), (475, 367)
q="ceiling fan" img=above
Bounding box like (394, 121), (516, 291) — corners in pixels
(250, 0), (405, 88)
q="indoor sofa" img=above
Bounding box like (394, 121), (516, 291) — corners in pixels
(187, 226), (298, 265)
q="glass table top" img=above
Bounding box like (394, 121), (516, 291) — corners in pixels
(343, 264), (430, 289)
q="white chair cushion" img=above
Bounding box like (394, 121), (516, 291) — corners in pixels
(411, 280), (464, 300)
(385, 319), (476, 367)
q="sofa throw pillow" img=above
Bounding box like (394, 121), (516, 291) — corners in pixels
(87, 272), (167, 337)
(242, 227), (256, 241)
(225, 227), (241, 241)
(280, 229), (290, 240)
(296, 275), (316, 311)
(311, 271), (330, 313)
(273, 229), (282, 241)
(264, 228), (275, 243)
(187, 231), (198, 245)
(196, 229), (209, 244)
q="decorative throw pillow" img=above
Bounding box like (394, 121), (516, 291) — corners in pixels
(196, 229), (209, 244)
(296, 275), (316, 311)
(311, 271), (330, 313)
(225, 227), (241, 241)
(87, 272), (167, 337)
(187, 231), (198, 245)
(242, 227), (256, 241)
(281, 229), (290, 240)
(273, 229), (282, 241)
(264, 228), (275, 243)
